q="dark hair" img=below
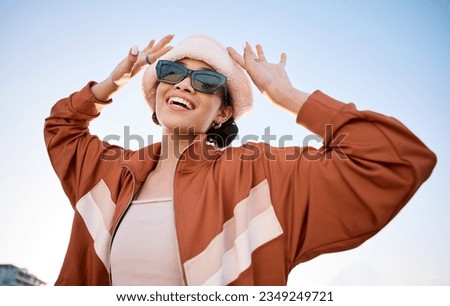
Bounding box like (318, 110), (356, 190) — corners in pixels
(206, 117), (239, 148)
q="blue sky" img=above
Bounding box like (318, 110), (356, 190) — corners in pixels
(0, 0), (449, 285)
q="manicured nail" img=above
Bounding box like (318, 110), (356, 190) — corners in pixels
(131, 45), (139, 56)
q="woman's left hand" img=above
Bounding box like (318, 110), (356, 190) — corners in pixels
(228, 43), (309, 115)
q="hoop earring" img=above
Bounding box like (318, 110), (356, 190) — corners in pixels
(213, 121), (222, 129)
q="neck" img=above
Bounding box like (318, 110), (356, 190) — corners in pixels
(157, 127), (197, 170)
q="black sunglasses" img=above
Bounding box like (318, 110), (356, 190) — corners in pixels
(156, 60), (228, 96)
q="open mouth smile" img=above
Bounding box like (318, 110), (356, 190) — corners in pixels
(168, 97), (195, 110)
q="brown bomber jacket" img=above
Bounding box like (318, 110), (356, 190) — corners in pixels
(44, 82), (436, 285)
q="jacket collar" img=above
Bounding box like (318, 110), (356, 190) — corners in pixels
(122, 134), (220, 181)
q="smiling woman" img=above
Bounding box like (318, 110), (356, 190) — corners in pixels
(142, 35), (254, 150)
(43, 34), (436, 286)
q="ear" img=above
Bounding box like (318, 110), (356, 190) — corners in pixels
(215, 105), (233, 123)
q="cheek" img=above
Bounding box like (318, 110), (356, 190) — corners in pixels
(154, 84), (167, 110)
(201, 98), (222, 120)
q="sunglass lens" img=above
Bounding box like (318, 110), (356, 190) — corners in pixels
(192, 73), (222, 93)
(159, 63), (185, 83)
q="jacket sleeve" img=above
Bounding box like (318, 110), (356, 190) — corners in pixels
(44, 82), (126, 206)
(262, 90), (437, 266)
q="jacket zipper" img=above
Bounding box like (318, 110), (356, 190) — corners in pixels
(108, 164), (136, 285)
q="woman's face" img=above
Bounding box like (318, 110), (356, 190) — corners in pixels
(155, 58), (232, 135)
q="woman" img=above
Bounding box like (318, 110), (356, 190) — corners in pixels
(44, 34), (436, 285)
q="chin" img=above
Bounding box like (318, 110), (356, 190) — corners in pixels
(158, 115), (206, 135)
(160, 122), (205, 135)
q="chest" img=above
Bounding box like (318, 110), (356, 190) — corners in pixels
(135, 166), (175, 200)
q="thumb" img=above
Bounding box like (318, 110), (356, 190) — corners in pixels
(125, 45), (140, 74)
(227, 47), (245, 68)
(130, 45), (139, 56)
(110, 45), (139, 83)
(118, 45), (139, 73)
(122, 45), (140, 71)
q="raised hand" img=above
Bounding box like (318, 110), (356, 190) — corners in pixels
(92, 34), (174, 102)
(228, 42), (309, 115)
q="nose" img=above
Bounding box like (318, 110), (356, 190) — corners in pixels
(175, 75), (195, 93)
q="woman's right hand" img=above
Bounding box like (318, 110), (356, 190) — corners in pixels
(91, 34), (174, 103)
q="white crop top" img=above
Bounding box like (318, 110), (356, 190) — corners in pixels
(110, 197), (185, 285)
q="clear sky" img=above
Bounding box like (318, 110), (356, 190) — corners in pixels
(0, 0), (449, 285)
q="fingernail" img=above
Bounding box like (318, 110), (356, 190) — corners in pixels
(131, 45), (139, 56)
(242, 42), (247, 49)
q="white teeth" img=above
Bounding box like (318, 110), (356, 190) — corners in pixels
(169, 97), (194, 110)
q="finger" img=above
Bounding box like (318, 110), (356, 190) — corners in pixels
(111, 46), (139, 80)
(152, 34), (175, 51)
(130, 45), (139, 57)
(227, 46), (245, 68)
(151, 45), (173, 62)
(125, 45), (139, 67)
(280, 52), (287, 66)
(255, 44), (267, 62)
(143, 39), (155, 51)
(131, 45), (173, 77)
(243, 42), (258, 65)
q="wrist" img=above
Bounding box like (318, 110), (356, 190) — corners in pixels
(270, 86), (310, 115)
(90, 76), (118, 102)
